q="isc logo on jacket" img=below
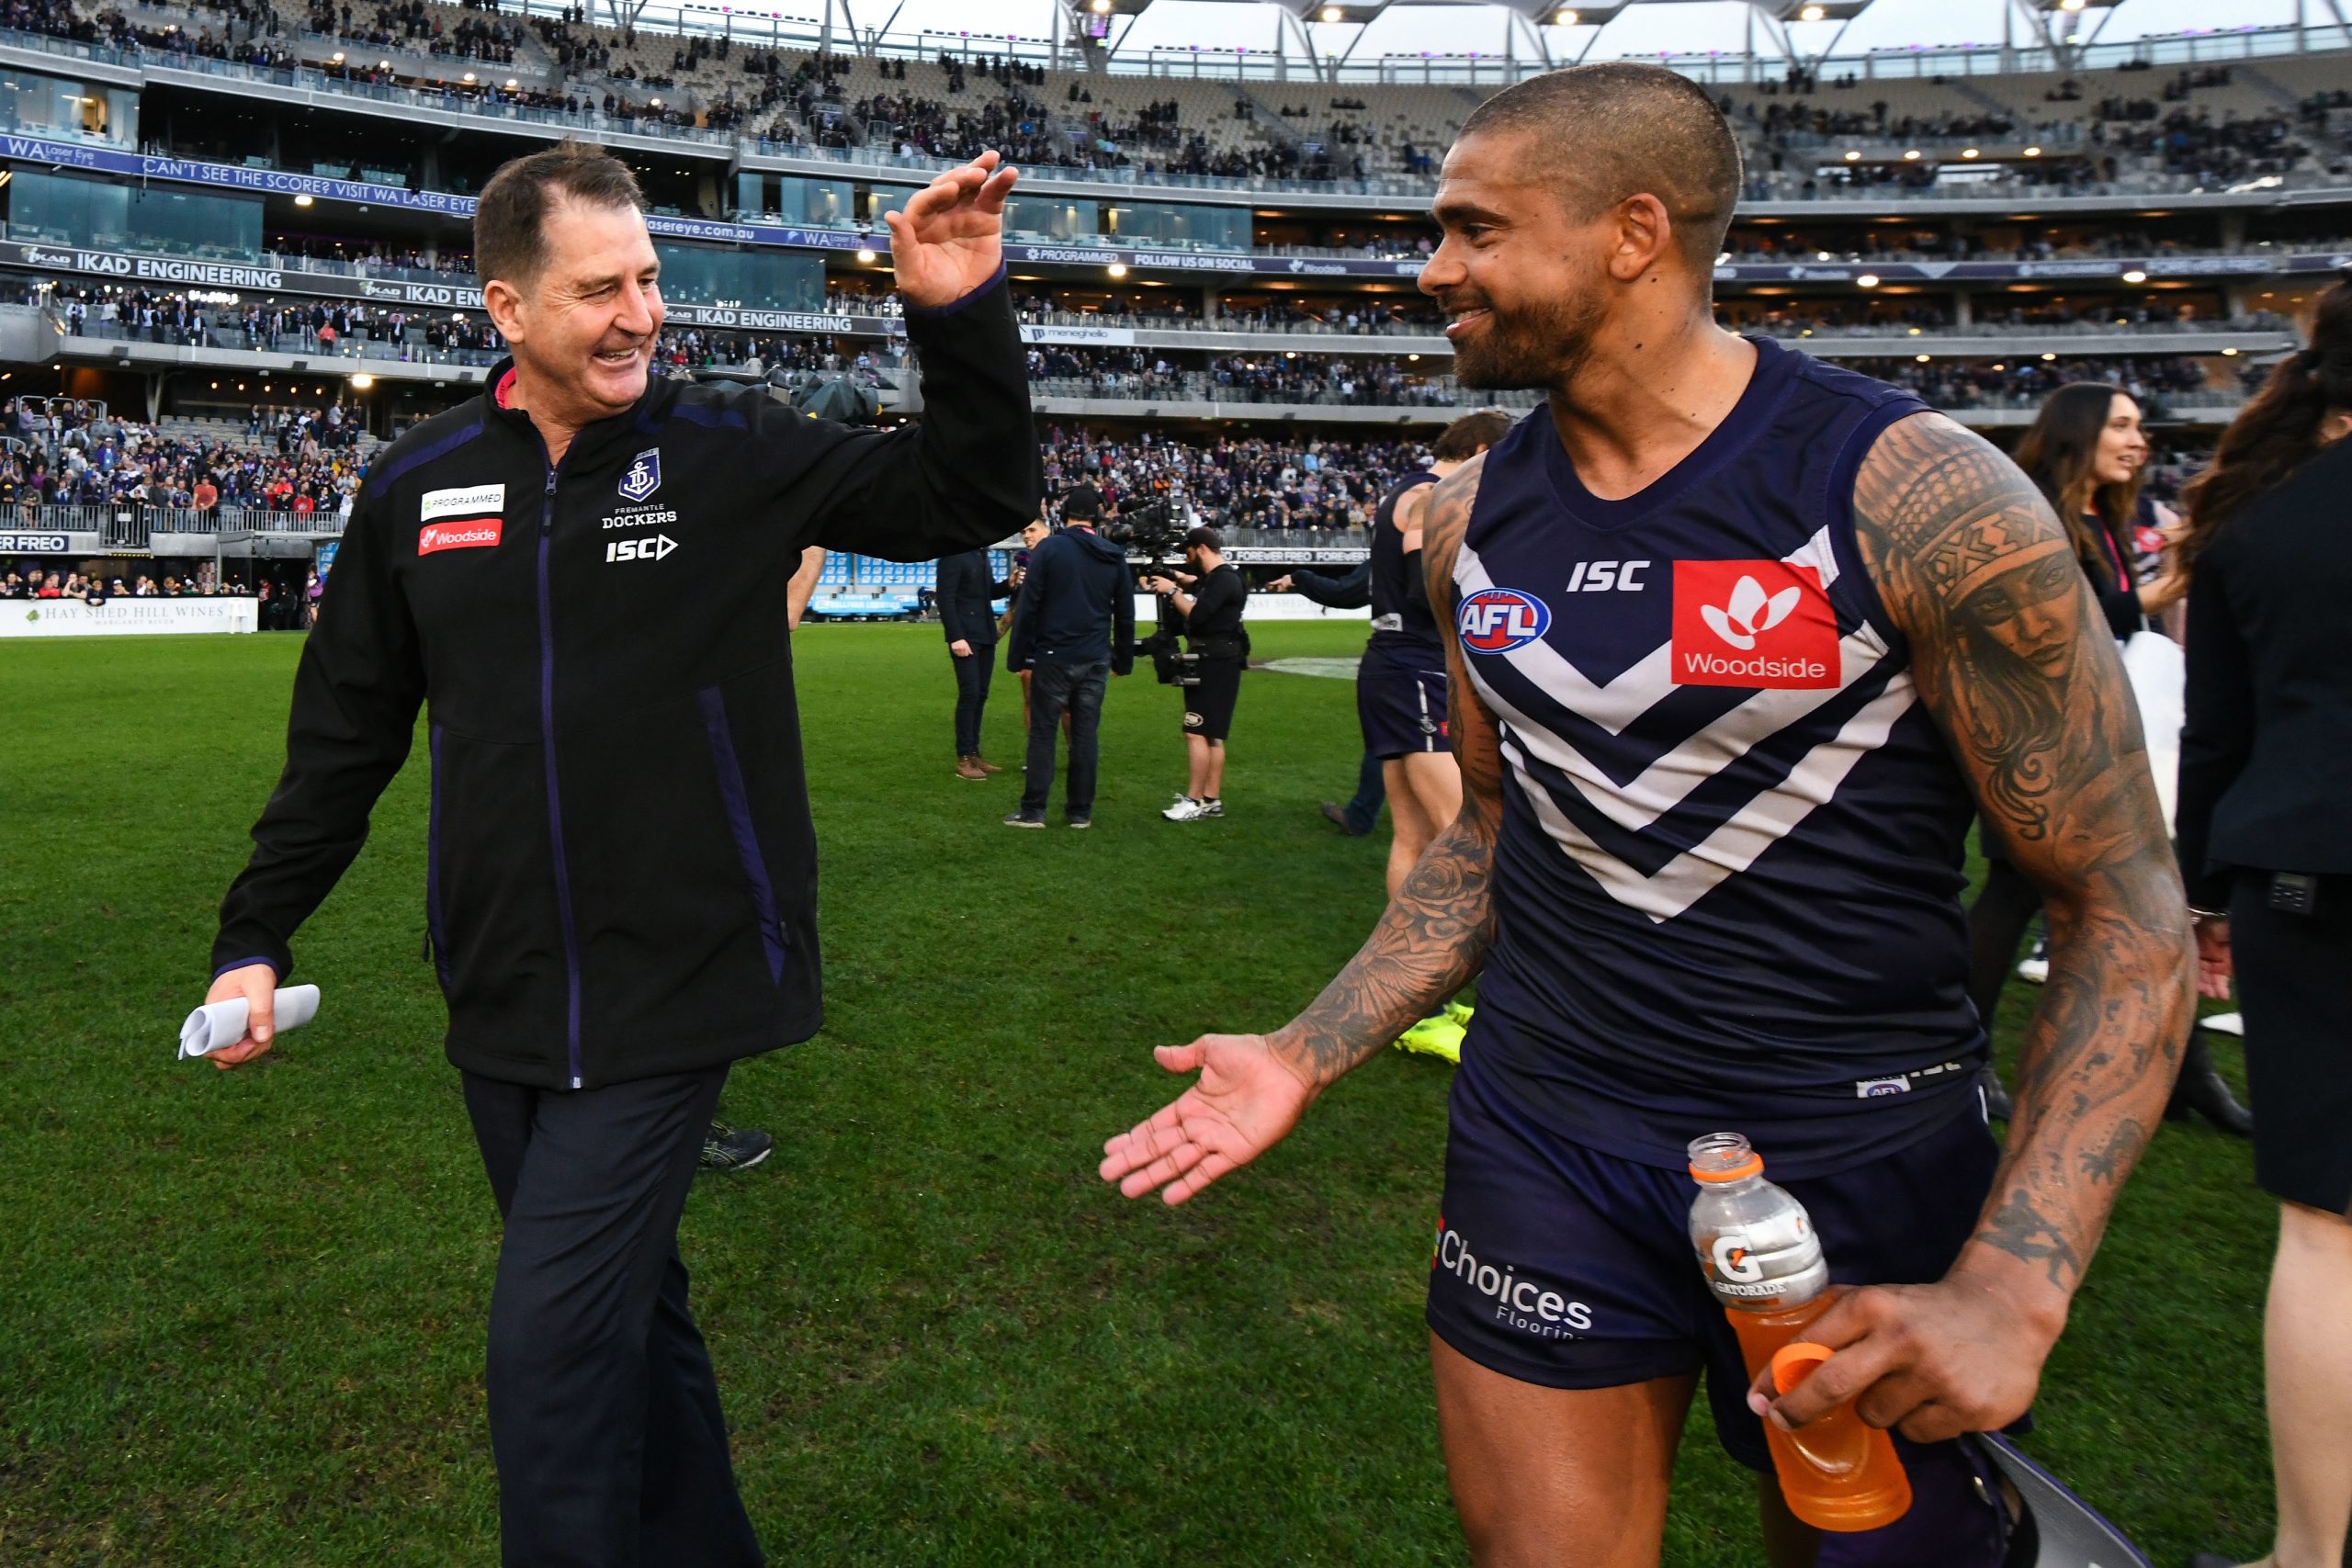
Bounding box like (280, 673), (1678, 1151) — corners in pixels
(606, 534), (680, 563)
(1670, 559), (1838, 689)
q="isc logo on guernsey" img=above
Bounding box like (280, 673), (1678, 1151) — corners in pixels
(1458, 587), (1550, 653)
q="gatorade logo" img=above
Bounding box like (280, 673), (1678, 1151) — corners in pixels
(418, 519), (503, 555)
(1712, 1235), (1765, 1285)
(1671, 560), (1838, 688)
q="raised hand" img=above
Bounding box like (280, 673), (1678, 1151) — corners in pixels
(1100, 1034), (1318, 1206)
(885, 150), (1019, 310)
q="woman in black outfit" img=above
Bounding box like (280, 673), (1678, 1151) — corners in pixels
(1961, 384), (2248, 1127)
(2178, 281), (2352, 1568)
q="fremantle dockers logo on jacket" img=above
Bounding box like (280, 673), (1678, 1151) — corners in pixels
(618, 448), (662, 502)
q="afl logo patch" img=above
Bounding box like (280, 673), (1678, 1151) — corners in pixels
(1458, 587), (1550, 654)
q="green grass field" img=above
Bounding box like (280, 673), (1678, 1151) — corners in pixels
(0, 623), (2272, 1565)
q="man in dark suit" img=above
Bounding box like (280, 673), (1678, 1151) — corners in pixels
(938, 544), (1013, 780)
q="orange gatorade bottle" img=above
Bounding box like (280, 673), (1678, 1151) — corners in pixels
(1686, 1132), (1912, 1532)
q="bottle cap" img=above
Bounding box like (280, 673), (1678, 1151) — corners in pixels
(1687, 1131), (1764, 1183)
(1770, 1340), (1837, 1395)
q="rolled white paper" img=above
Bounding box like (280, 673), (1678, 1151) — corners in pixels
(179, 984), (322, 1059)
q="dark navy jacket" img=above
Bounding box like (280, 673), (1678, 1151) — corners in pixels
(211, 273), (1036, 1089)
(1003, 525), (1135, 675)
(935, 548), (1009, 648)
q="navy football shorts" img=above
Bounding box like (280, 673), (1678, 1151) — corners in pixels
(1357, 639), (1448, 761)
(1429, 1055), (2018, 1564)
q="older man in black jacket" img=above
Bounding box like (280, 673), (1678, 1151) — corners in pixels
(198, 139), (1035, 1566)
(937, 544), (1013, 779)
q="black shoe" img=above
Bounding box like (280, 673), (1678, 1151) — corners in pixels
(2167, 1028), (2254, 1137)
(1002, 808), (1046, 829)
(1320, 800), (1368, 836)
(700, 1118), (773, 1172)
(1979, 1063), (2013, 1122)
(1067, 815), (1091, 829)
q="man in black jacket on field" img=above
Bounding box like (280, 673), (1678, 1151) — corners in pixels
(936, 544), (1013, 780)
(1001, 485), (1133, 829)
(198, 140), (1035, 1566)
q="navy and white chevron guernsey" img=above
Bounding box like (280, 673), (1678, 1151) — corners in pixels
(1453, 337), (1984, 1180)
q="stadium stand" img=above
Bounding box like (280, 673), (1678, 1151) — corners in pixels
(0, 0), (2343, 622)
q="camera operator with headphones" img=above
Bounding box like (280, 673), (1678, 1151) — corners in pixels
(1147, 525), (1249, 821)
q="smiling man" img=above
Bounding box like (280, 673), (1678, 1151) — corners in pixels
(199, 140), (1035, 1565)
(1102, 64), (2193, 1567)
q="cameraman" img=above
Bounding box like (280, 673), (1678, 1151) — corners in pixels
(1148, 525), (1248, 821)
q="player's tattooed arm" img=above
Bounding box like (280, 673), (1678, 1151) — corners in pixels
(1851, 412), (2194, 1321)
(1269, 456), (1504, 1089)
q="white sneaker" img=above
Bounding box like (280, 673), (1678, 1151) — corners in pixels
(2014, 953), (2050, 984)
(1197, 798), (1225, 818)
(1162, 796), (1206, 821)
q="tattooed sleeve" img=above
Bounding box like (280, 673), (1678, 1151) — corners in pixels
(1851, 412), (2195, 1308)
(1269, 457), (1507, 1087)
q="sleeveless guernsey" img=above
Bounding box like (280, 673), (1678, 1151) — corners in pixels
(1369, 470), (1443, 656)
(1452, 336), (1982, 1179)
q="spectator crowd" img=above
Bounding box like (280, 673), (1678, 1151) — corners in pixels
(1, 395), (367, 515)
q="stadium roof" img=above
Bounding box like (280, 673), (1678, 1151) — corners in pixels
(829, 0), (2308, 70)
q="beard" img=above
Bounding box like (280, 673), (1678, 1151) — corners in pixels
(1448, 287), (1608, 392)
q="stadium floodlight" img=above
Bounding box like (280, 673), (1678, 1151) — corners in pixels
(1072, 0), (1152, 17)
(1271, 0), (1388, 19)
(1497, 0), (1627, 22)
(1770, 0), (1872, 20)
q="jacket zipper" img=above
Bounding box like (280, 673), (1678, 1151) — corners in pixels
(536, 459), (585, 1089)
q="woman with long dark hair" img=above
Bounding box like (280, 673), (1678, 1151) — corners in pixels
(1962, 384), (2253, 1126)
(2179, 280), (2352, 1568)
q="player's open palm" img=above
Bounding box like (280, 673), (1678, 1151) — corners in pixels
(1101, 1034), (1317, 1205)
